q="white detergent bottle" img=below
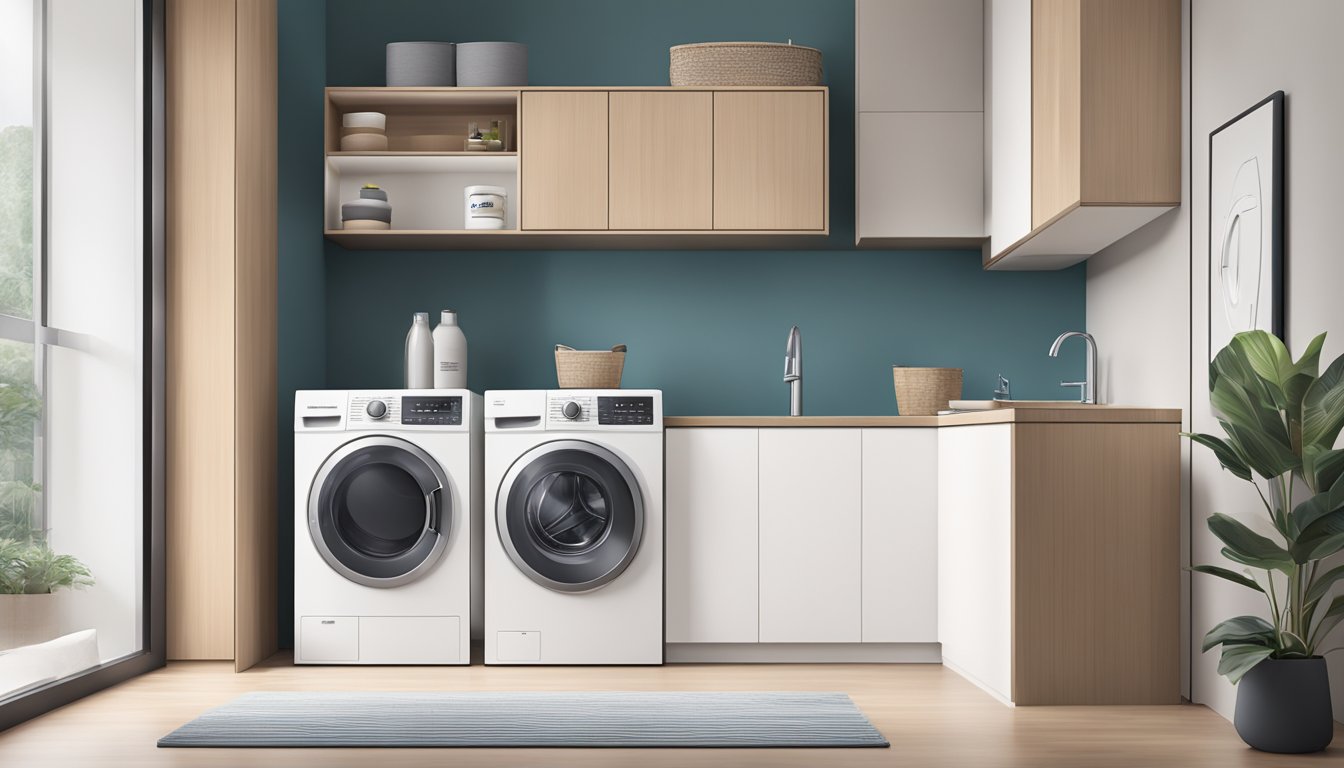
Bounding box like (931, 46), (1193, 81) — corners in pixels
(404, 312), (433, 389)
(433, 309), (468, 389)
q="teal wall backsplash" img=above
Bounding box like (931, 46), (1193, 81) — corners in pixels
(278, 0), (1086, 644)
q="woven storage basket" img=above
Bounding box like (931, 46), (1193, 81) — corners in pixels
(555, 344), (626, 389)
(891, 367), (963, 416)
(669, 42), (822, 86)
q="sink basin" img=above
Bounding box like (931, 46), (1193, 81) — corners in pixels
(947, 400), (1101, 411)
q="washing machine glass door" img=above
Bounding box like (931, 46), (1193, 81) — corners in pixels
(498, 440), (644, 593)
(309, 436), (452, 588)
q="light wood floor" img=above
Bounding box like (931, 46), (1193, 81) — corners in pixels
(1, 654), (1341, 767)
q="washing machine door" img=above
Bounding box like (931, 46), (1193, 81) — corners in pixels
(308, 435), (451, 588)
(497, 439), (644, 593)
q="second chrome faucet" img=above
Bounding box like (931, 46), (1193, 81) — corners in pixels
(784, 325), (802, 416)
(1049, 331), (1098, 404)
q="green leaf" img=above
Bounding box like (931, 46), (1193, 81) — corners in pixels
(1201, 615), (1276, 652)
(1210, 375), (1292, 446)
(1303, 446), (1344, 495)
(1293, 333), (1328, 379)
(1302, 353), (1344, 449)
(1217, 644), (1274, 683)
(1185, 432), (1253, 482)
(1233, 331), (1296, 408)
(1190, 564), (1265, 593)
(1305, 564), (1344, 606)
(1213, 341), (1279, 408)
(1310, 595), (1344, 648)
(1221, 421), (1301, 479)
(1292, 524), (1344, 564)
(1288, 479), (1344, 539)
(1208, 513), (1294, 573)
(1279, 631), (1311, 657)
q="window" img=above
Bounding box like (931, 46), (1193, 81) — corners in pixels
(0, 0), (163, 725)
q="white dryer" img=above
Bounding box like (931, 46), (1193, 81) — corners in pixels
(294, 389), (481, 664)
(484, 390), (663, 665)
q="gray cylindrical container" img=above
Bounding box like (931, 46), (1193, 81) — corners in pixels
(386, 41), (456, 86)
(456, 42), (528, 86)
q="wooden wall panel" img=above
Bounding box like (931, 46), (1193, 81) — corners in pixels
(1031, 0), (1081, 228)
(166, 0), (237, 662)
(1079, 0), (1181, 205)
(232, 0), (279, 673)
(1012, 422), (1181, 705)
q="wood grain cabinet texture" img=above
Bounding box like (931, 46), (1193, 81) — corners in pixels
(166, 0), (277, 670)
(713, 91), (827, 231)
(520, 91), (609, 230)
(986, 0), (1180, 269)
(608, 91), (713, 230)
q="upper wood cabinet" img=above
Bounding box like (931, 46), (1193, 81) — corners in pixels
(713, 91), (827, 231)
(609, 91), (713, 230)
(986, 0), (1180, 269)
(520, 91), (609, 230)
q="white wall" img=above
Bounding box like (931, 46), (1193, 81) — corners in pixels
(44, 0), (143, 663)
(1088, 0), (1344, 724)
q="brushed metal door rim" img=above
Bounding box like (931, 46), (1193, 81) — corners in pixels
(308, 435), (451, 588)
(496, 439), (645, 593)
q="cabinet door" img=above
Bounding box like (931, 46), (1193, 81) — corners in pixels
(520, 91), (608, 230)
(937, 424), (1013, 702)
(857, 0), (983, 112)
(609, 91), (713, 230)
(713, 91), (826, 231)
(857, 112), (983, 240)
(861, 429), (938, 643)
(665, 429), (759, 643)
(758, 429), (861, 642)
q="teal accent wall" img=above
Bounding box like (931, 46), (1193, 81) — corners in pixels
(278, 0), (328, 647)
(278, 0), (1086, 644)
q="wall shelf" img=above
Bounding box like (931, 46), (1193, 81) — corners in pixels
(327, 152), (517, 175)
(323, 229), (831, 250)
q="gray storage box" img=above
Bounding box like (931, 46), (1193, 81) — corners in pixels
(456, 42), (527, 86)
(386, 41), (456, 86)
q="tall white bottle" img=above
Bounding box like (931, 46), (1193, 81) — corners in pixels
(404, 312), (433, 389)
(433, 309), (468, 389)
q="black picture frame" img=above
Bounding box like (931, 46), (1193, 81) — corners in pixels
(1208, 90), (1285, 353)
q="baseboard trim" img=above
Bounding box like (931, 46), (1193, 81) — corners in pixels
(665, 643), (942, 664)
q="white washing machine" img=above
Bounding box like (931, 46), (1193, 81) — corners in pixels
(294, 389), (481, 664)
(484, 389), (663, 665)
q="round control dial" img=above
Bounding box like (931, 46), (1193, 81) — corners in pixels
(562, 400), (582, 420)
(365, 400), (388, 419)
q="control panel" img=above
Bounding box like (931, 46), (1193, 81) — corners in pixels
(401, 396), (463, 426)
(598, 396), (654, 426)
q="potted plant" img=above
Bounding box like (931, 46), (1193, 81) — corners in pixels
(1188, 330), (1344, 753)
(0, 538), (94, 650)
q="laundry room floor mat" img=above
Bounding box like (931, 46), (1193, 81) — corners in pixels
(158, 690), (889, 748)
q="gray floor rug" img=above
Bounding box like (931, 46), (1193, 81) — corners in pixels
(158, 690), (889, 748)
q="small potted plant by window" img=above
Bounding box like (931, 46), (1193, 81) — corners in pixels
(1187, 330), (1344, 754)
(0, 538), (94, 650)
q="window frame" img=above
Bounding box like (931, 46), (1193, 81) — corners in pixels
(0, 0), (166, 731)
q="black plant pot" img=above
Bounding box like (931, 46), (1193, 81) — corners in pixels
(1234, 657), (1334, 753)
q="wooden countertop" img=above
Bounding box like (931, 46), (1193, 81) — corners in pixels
(665, 407), (1182, 428)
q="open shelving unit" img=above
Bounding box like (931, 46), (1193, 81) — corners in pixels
(324, 86), (831, 250)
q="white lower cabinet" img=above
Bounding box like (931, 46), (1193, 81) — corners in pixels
(665, 429), (759, 643)
(937, 424), (1013, 701)
(861, 429), (938, 642)
(759, 429), (863, 643)
(666, 427), (937, 647)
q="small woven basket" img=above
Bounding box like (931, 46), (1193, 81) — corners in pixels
(669, 42), (822, 86)
(555, 344), (627, 389)
(892, 367), (963, 416)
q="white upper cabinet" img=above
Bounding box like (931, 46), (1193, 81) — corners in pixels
(855, 0), (985, 246)
(857, 0), (983, 112)
(984, 0), (1180, 270)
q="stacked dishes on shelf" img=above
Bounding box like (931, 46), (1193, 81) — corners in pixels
(341, 185), (392, 230)
(340, 112), (387, 151)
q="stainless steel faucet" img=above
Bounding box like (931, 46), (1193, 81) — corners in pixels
(784, 325), (802, 416)
(1049, 331), (1098, 404)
